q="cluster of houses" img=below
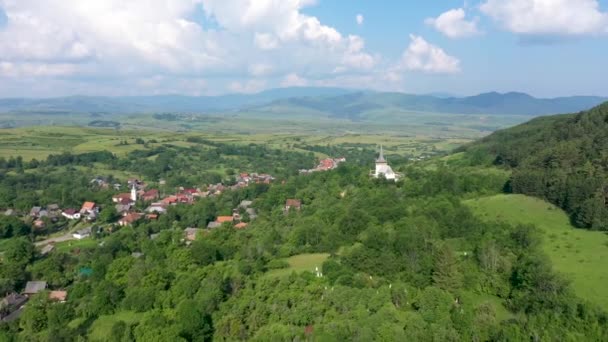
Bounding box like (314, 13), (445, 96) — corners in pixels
(1, 281), (67, 323)
(206, 200), (257, 229)
(299, 157), (346, 174)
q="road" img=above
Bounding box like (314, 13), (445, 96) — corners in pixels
(34, 232), (76, 247)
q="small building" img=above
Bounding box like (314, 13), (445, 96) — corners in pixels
(115, 203), (132, 215)
(29, 206), (42, 218)
(234, 222), (248, 229)
(141, 189), (160, 202)
(72, 227), (92, 240)
(112, 193), (133, 204)
(284, 199), (302, 213)
(3, 209), (16, 216)
(0, 293), (28, 322)
(146, 203), (167, 214)
(48, 291), (67, 302)
(118, 213), (142, 226)
(239, 200), (253, 209)
(23, 281), (47, 296)
(62, 209), (81, 220)
(33, 219), (46, 230)
(184, 228), (201, 241)
(207, 221), (221, 229)
(216, 216), (234, 224)
(47, 204), (60, 212)
(80, 202), (97, 214)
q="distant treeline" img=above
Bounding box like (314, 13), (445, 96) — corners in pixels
(461, 102), (608, 230)
(88, 120), (121, 128)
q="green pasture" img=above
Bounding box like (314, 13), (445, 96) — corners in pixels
(465, 194), (608, 310)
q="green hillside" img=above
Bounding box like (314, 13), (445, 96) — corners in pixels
(461, 102), (608, 230)
(466, 194), (608, 309)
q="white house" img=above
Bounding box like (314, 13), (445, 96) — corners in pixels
(62, 209), (81, 220)
(72, 227), (92, 240)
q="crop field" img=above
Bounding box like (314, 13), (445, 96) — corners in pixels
(0, 125), (478, 161)
(466, 194), (608, 310)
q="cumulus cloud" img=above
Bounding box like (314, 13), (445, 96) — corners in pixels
(0, 0), (377, 95)
(401, 35), (460, 74)
(480, 0), (608, 36)
(356, 14), (364, 25)
(425, 8), (481, 38)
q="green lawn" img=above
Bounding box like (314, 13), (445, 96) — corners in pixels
(266, 253), (330, 277)
(465, 194), (608, 309)
(55, 238), (99, 253)
(88, 311), (142, 341)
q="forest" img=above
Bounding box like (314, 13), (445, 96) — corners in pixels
(0, 137), (606, 341)
(460, 102), (608, 230)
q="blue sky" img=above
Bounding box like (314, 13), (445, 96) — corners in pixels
(0, 0), (607, 97)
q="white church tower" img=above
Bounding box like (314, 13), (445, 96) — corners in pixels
(131, 184), (137, 202)
(372, 145), (399, 181)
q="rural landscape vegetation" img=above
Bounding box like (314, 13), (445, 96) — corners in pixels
(1, 1), (608, 341)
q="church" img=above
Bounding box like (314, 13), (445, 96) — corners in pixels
(371, 145), (399, 181)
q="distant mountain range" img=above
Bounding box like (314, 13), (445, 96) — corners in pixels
(0, 87), (605, 117)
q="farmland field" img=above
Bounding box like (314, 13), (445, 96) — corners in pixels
(466, 194), (608, 310)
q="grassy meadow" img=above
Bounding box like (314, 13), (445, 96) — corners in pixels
(266, 253), (330, 278)
(466, 194), (608, 310)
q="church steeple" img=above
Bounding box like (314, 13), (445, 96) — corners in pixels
(131, 184), (137, 202)
(376, 145), (386, 163)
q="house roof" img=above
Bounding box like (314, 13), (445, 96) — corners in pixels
(120, 213), (142, 224)
(143, 189), (159, 197)
(47, 204), (60, 211)
(63, 208), (78, 215)
(234, 222), (248, 229)
(286, 199), (302, 208)
(216, 216), (234, 223)
(75, 227), (92, 235)
(24, 281), (47, 294)
(81, 202), (96, 211)
(207, 221), (222, 229)
(2, 293), (27, 307)
(48, 291), (67, 301)
(113, 193), (132, 200)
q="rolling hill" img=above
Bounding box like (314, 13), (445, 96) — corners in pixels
(255, 91), (607, 119)
(461, 101), (608, 230)
(0, 88), (605, 117)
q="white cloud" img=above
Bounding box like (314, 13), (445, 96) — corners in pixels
(0, 0), (377, 95)
(253, 33), (279, 50)
(248, 63), (273, 77)
(356, 14), (364, 25)
(281, 73), (308, 87)
(480, 0), (608, 36)
(401, 35), (460, 74)
(425, 8), (481, 38)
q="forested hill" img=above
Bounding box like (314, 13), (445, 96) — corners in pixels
(461, 101), (608, 230)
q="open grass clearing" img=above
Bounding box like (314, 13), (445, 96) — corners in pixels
(465, 194), (608, 310)
(265, 253), (330, 277)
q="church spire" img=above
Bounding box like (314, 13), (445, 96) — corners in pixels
(131, 184), (137, 202)
(376, 145), (386, 163)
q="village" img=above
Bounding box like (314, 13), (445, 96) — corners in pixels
(0, 151), (407, 323)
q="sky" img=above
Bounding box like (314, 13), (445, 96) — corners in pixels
(0, 0), (607, 98)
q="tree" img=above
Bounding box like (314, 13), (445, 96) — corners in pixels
(432, 244), (463, 292)
(99, 206), (119, 224)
